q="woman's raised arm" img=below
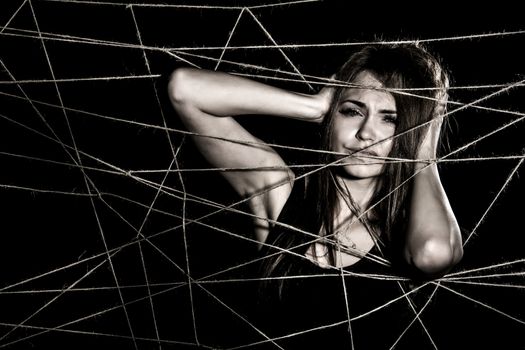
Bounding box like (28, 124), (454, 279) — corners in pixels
(168, 68), (330, 242)
(404, 118), (463, 277)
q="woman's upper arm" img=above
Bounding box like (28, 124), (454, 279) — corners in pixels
(168, 69), (292, 199)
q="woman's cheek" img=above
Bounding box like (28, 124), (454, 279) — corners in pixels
(382, 140), (394, 156)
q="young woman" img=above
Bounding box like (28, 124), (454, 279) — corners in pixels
(168, 43), (463, 347)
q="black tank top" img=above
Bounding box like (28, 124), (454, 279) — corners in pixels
(254, 178), (427, 349)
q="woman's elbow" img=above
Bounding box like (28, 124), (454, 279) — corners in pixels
(168, 68), (195, 106)
(410, 238), (462, 277)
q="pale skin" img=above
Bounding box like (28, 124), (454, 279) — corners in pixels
(168, 67), (463, 277)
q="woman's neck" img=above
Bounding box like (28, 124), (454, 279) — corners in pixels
(338, 176), (377, 210)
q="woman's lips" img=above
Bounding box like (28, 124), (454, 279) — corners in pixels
(347, 148), (378, 157)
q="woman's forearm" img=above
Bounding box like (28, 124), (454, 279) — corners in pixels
(169, 68), (328, 121)
(406, 163), (463, 274)
(404, 123), (463, 277)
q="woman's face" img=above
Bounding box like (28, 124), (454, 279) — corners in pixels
(331, 70), (397, 180)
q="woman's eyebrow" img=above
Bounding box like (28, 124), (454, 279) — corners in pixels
(342, 99), (397, 114)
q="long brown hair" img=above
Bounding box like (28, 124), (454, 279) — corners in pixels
(260, 43), (450, 297)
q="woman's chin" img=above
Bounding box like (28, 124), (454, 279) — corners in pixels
(338, 163), (383, 181)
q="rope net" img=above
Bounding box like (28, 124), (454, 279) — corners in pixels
(0, 1), (524, 349)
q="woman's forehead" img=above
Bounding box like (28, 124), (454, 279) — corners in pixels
(351, 70), (384, 88)
(340, 71), (396, 110)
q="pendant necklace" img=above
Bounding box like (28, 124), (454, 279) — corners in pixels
(335, 221), (357, 250)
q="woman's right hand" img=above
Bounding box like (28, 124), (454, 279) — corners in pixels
(312, 77), (336, 123)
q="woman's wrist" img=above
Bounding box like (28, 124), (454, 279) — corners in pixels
(307, 84), (334, 123)
(289, 91), (329, 123)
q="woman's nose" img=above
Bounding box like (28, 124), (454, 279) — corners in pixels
(355, 117), (376, 141)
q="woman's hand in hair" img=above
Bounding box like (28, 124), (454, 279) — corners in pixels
(310, 76), (336, 124)
(417, 115), (443, 161)
(417, 98), (447, 160)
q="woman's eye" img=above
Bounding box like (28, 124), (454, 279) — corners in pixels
(383, 115), (398, 125)
(340, 107), (363, 117)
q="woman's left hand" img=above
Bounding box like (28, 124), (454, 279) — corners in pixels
(417, 113), (443, 161)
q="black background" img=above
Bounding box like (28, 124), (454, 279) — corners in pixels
(0, 1), (524, 349)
